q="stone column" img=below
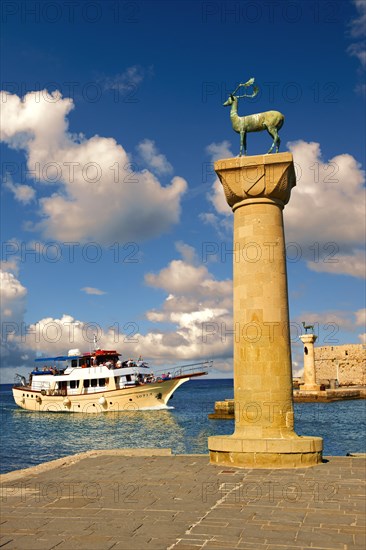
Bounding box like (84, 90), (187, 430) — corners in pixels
(208, 152), (322, 468)
(300, 334), (320, 391)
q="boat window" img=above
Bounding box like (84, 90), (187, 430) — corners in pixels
(126, 375), (131, 382)
(84, 380), (90, 388)
(91, 379), (98, 387)
(99, 378), (105, 386)
(70, 380), (79, 389)
(71, 359), (78, 368)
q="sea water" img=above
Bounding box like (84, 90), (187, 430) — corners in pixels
(1, 379), (365, 474)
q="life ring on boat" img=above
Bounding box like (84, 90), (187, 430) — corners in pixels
(63, 397), (71, 406)
(36, 395), (42, 404)
(41, 389), (46, 396)
(98, 396), (107, 406)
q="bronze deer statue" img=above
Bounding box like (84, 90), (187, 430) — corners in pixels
(302, 321), (315, 334)
(223, 78), (284, 156)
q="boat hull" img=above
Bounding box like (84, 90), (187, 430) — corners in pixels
(12, 378), (188, 414)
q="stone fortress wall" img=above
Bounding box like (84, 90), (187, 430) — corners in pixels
(315, 344), (365, 386)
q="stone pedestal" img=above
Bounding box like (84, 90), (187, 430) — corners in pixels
(208, 153), (323, 468)
(300, 333), (320, 391)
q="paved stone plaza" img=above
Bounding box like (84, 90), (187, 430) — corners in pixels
(1, 450), (365, 549)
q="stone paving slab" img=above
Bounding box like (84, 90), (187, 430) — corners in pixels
(0, 451), (365, 549)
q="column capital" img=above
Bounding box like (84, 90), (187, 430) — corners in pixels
(300, 333), (318, 345)
(214, 152), (296, 210)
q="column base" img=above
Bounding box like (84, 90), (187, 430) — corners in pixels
(301, 384), (321, 391)
(208, 435), (323, 468)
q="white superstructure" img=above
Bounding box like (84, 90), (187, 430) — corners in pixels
(13, 348), (211, 414)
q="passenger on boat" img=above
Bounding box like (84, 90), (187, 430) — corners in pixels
(92, 356), (98, 366)
(116, 359), (122, 368)
(127, 358), (133, 367)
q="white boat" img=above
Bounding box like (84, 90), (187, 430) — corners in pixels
(12, 347), (212, 414)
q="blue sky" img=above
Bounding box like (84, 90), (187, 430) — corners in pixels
(1, 0), (365, 382)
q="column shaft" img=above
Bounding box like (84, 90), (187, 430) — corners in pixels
(233, 200), (294, 438)
(300, 334), (320, 391)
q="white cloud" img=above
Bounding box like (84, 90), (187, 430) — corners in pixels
(146, 260), (211, 295)
(4, 174), (36, 204)
(355, 308), (366, 326)
(81, 287), (106, 295)
(206, 140), (233, 162)
(15, 314), (86, 356)
(349, 0), (366, 39)
(285, 141), (365, 277)
(103, 65), (147, 93)
(347, 0), (366, 88)
(0, 269), (28, 379)
(294, 309), (366, 347)
(204, 140), (365, 278)
(174, 241), (196, 264)
(355, 309), (366, 343)
(199, 141), (233, 239)
(295, 310), (356, 332)
(141, 246), (233, 365)
(0, 90), (187, 244)
(199, 213), (233, 242)
(2, 247), (364, 381)
(205, 141), (233, 217)
(209, 178), (232, 217)
(0, 246), (234, 381)
(348, 42), (366, 67)
(307, 250), (365, 278)
(0, 259), (20, 276)
(0, 269), (27, 323)
(137, 139), (173, 175)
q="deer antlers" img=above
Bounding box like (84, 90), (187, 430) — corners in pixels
(232, 77), (259, 99)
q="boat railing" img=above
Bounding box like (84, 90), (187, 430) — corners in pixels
(14, 374), (27, 387)
(38, 388), (67, 396)
(153, 360), (213, 380)
(31, 381), (50, 391)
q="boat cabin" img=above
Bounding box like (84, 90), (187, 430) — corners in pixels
(27, 349), (149, 396)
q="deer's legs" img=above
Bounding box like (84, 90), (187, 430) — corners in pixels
(239, 131), (244, 156)
(275, 132), (281, 153)
(266, 126), (280, 154)
(239, 131), (247, 156)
